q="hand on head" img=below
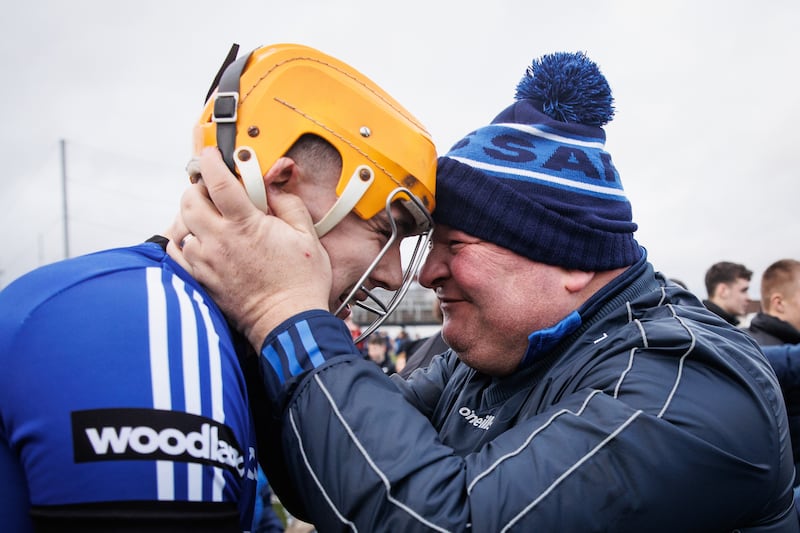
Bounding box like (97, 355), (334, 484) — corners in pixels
(171, 147), (332, 349)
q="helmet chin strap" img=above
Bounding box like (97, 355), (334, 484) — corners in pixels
(313, 166), (375, 237)
(234, 154), (376, 236)
(234, 146), (268, 213)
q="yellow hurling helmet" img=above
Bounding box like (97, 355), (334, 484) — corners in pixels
(192, 43), (437, 339)
(194, 43), (436, 237)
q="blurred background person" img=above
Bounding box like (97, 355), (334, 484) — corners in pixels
(747, 258), (800, 493)
(703, 261), (753, 326)
(748, 259), (800, 346)
(365, 334), (396, 375)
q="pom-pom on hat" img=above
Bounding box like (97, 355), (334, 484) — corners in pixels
(434, 51), (642, 271)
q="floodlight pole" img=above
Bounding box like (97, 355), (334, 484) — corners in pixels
(60, 138), (70, 259)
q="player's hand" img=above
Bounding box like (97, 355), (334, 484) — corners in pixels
(173, 147), (332, 350)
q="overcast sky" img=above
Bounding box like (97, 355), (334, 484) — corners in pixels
(1, 0), (798, 299)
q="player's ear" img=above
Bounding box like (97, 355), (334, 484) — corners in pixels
(263, 157), (298, 187)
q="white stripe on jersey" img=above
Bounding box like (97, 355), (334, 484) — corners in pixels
(172, 275), (203, 501)
(193, 290), (226, 502)
(146, 267), (174, 500)
(146, 268), (229, 503)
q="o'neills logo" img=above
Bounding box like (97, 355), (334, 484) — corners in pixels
(72, 408), (246, 476)
(458, 407), (495, 431)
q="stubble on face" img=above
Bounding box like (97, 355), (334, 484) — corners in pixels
(431, 230), (570, 376)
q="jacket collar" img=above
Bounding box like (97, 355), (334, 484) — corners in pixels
(702, 299), (740, 326)
(519, 248), (652, 370)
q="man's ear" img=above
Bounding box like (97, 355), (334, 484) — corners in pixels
(718, 283), (731, 300)
(564, 270), (595, 294)
(770, 292), (784, 314)
(264, 156), (299, 188)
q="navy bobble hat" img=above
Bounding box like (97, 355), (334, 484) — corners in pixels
(434, 51), (642, 271)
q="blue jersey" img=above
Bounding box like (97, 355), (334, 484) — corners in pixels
(0, 239), (257, 532)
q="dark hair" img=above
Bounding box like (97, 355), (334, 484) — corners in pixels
(704, 261), (752, 297)
(284, 133), (342, 180)
(761, 259), (800, 309)
(367, 334), (386, 346)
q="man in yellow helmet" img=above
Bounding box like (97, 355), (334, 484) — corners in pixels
(0, 43), (436, 532)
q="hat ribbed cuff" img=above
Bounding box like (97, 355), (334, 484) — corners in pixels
(433, 158), (642, 271)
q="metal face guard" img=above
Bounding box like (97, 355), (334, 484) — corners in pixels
(334, 187), (433, 342)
